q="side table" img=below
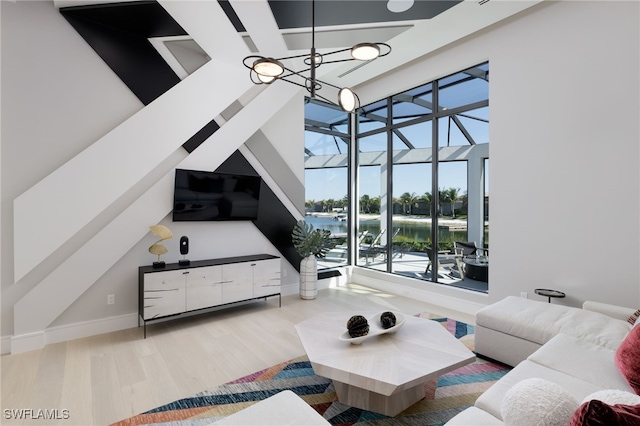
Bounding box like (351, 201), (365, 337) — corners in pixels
(534, 288), (566, 303)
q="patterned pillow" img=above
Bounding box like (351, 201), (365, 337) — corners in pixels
(627, 309), (640, 325)
(569, 400), (640, 426)
(615, 325), (640, 395)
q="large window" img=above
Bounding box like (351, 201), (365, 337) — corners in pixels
(304, 99), (351, 269)
(355, 62), (489, 292)
(303, 62), (489, 292)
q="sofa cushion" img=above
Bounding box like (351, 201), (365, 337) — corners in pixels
(569, 400), (640, 426)
(444, 407), (504, 425)
(475, 360), (602, 420)
(476, 297), (631, 350)
(582, 389), (640, 405)
(614, 324), (640, 394)
(501, 378), (578, 426)
(527, 334), (633, 392)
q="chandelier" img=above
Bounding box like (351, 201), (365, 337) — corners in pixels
(242, 0), (391, 112)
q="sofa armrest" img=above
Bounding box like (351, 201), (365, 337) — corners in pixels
(582, 301), (636, 321)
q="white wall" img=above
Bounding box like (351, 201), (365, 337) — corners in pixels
(1, 0), (142, 337)
(1, 0), (304, 351)
(3, 0), (638, 351)
(357, 0), (640, 309)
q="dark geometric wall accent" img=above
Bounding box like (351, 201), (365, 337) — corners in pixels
(60, 1), (186, 106)
(61, 1), (301, 270)
(216, 151), (302, 271)
(182, 119), (221, 154)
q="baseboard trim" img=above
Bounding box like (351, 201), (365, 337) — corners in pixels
(2, 268), (351, 355)
(1, 335), (11, 355)
(350, 267), (488, 316)
(10, 331), (46, 354)
(6, 313), (139, 354)
(46, 313), (138, 347)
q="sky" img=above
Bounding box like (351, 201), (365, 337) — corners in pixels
(305, 161), (477, 202)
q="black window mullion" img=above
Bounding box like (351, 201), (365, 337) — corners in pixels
(386, 97), (394, 273)
(431, 84), (440, 283)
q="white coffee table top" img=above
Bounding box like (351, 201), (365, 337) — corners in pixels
(210, 390), (329, 425)
(295, 311), (475, 396)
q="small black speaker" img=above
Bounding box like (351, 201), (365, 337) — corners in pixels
(180, 236), (189, 255)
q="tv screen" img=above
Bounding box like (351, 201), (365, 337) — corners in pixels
(173, 169), (262, 221)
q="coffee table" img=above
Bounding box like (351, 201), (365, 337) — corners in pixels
(295, 311), (475, 416)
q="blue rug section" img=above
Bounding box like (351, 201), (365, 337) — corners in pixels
(145, 383), (331, 414)
(455, 321), (474, 339)
(437, 369), (509, 387)
(274, 361), (315, 379)
(115, 317), (513, 426)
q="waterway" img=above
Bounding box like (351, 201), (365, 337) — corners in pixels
(305, 214), (470, 243)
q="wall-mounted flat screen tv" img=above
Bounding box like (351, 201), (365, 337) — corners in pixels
(173, 168), (262, 221)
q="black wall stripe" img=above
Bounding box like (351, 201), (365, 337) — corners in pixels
(60, 2), (300, 269)
(182, 119), (220, 153)
(60, 1), (186, 105)
(215, 152), (302, 270)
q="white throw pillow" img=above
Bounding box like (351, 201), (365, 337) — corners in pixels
(501, 378), (579, 426)
(582, 389), (640, 406)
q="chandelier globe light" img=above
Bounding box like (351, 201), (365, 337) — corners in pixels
(242, 0), (391, 113)
(351, 43), (381, 61)
(252, 58), (285, 78)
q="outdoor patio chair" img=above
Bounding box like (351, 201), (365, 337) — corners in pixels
(325, 231), (370, 262)
(425, 247), (464, 279)
(453, 241), (478, 258)
(377, 228), (401, 260)
(454, 241), (489, 259)
(360, 229), (396, 263)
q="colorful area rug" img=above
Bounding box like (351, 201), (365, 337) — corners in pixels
(113, 315), (510, 426)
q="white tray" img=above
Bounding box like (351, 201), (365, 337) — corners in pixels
(339, 311), (406, 344)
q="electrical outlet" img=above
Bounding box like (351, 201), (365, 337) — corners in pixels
(520, 292), (528, 299)
(107, 294), (115, 305)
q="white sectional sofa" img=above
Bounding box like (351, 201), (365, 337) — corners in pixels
(446, 297), (640, 425)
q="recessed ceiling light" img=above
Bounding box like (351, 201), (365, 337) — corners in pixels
(387, 0), (414, 13)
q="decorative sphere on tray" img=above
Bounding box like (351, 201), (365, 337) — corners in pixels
(380, 311), (397, 329)
(346, 315), (369, 337)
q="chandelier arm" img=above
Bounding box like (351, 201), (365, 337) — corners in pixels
(322, 58), (371, 66)
(318, 47), (352, 57)
(277, 76), (311, 90)
(315, 94), (338, 106)
(378, 43), (393, 57)
(311, 77), (342, 91)
(274, 52), (317, 61)
(241, 0), (386, 113)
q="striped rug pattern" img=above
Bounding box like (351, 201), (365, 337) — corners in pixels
(113, 315), (510, 426)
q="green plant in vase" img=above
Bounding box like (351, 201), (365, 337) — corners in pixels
(291, 220), (331, 299)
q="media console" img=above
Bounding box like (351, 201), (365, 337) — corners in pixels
(138, 254), (281, 337)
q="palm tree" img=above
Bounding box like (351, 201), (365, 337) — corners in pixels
(360, 194), (371, 213)
(305, 199), (315, 212)
(399, 192), (417, 215)
(370, 196), (381, 213)
(445, 187), (461, 218)
(438, 188), (448, 216)
(420, 192), (432, 216)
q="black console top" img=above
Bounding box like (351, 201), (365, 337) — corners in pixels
(139, 254), (279, 274)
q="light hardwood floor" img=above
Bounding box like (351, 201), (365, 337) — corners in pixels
(0, 283), (474, 425)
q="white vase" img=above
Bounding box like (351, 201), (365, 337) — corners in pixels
(299, 255), (318, 300)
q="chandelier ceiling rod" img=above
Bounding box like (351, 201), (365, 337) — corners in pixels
(242, 0), (392, 112)
(310, 0), (317, 99)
